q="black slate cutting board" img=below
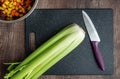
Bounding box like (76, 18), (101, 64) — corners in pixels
(25, 9), (114, 75)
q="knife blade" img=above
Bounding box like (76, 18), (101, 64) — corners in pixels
(82, 10), (105, 71)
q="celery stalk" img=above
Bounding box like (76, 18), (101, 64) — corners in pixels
(4, 62), (20, 71)
(33, 37), (84, 79)
(15, 23), (81, 69)
(28, 28), (85, 79)
(24, 34), (78, 79)
(4, 23), (85, 79)
(11, 33), (79, 79)
(5, 23), (80, 78)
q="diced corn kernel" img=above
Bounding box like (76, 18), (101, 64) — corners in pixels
(7, 15), (10, 17)
(17, 0), (21, 3)
(8, 8), (12, 12)
(15, 7), (18, 10)
(7, 11), (11, 15)
(10, 2), (14, 5)
(5, 1), (10, 5)
(19, 10), (22, 12)
(3, 11), (6, 14)
(22, 8), (25, 13)
(9, 4), (13, 8)
(11, 7), (15, 10)
(20, 14), (23, 17)
(9, 15), (12, 18)
(2, 4), (7, 9)
(27, 6), (31, 11)
(0, 7), (4, 10)
(13, 2), (16, 5)
(4, 9), (8, 13)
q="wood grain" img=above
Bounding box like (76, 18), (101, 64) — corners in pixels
(0, 0), (120, 79)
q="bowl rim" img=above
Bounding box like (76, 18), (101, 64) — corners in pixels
(0, 0), (38, 23)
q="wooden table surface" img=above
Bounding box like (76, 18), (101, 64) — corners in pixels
(0, 0), (120, 79)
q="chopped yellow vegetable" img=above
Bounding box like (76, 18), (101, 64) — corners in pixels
(4, 1), (10, 5)
(0, 0), (33, 20)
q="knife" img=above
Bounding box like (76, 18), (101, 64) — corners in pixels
(82, 10), (105, 71)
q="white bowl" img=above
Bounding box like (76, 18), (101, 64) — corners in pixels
(0, 0), (38, 23)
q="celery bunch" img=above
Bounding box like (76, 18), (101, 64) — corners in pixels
(4, 23), (85, 79)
